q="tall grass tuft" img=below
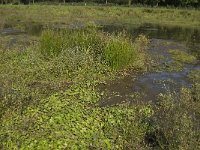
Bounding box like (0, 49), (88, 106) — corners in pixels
(40, 30), (64, 58)
(103, 33), (149, 70)
(39, 28), (149, 71)
(103, 32), (136, 70)
(39, 28), (104, 60)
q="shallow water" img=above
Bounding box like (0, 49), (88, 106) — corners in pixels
(99, 24), (200, 106)
(0, 22), (87, 48)
(0, 23), (200, 105)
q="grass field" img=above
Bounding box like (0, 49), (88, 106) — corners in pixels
(0, 5), (200, 29)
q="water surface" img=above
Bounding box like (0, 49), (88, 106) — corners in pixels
(100, 24), (200, 106)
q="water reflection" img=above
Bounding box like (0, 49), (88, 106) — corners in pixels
(103, 23), (200, 44)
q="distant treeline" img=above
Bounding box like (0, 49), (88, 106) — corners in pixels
(1, 0), (200, 7)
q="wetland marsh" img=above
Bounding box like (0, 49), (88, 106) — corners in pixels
(0, 5), (200, 149)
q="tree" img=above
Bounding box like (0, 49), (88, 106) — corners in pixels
(128, 0), (131, 6)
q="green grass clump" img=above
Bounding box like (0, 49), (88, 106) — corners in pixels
(104, 34), (149, 70)
(40, 28), (104, 59)
(188, 70), (200, 101)
(104, 33), (136, 69)
(169, 49), (197, 64)
(40, 30), (64, 58)
(188, 70), (200, 83)
(149, 89), (200, 150)
(39, 28), (148, 70)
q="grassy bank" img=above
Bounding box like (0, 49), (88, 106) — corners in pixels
(0, 5), (200, 29)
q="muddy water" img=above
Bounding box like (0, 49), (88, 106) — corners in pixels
(0, 23), (43, 50)
(100, 24), (200, 106)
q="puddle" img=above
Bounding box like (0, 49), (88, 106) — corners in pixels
(0, 23), (43, 49)
(132, 71), (191, 99)
(0, 28), (26, 35)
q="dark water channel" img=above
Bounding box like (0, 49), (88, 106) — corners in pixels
(100, 24), (200, 106)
